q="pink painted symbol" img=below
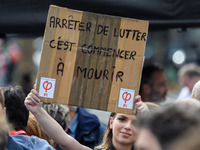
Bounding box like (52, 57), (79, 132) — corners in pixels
(43, 81), (52, 96)
(122, 92), (131, 107)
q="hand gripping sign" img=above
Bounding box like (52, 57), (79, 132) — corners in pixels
(118, 88), (135, 109)
(39, 77), (56, 99)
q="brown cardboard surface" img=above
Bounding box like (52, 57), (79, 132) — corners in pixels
(36, 5), (149, 114)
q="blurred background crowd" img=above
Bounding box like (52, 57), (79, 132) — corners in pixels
(1, 28), (200, 102)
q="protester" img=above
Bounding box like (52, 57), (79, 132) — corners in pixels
(139, 64), (168, 104)
(177, 63), (200, 100)
(25, 88), (149, 150)
(0, 87), (25, 150)
(0, 87), (24, 150)
(3, 85), (54, 150)
(94, 112), (137, 150)
(134, 102), (200, 150)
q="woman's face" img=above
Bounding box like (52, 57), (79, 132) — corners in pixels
(110, 113), (137, 146)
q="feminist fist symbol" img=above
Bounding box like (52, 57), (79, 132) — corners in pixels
(122, 92), (131, 103)
(43, 81), (52, 92)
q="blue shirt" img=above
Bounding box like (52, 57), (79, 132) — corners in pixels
(11, 135), (54, 150)
(7, 135), (23, 150)
(66, 107), (106, 149)
(67, 113), (78, 138)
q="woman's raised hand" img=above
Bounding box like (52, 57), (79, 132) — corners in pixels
(24, 89), (42, 114)
(134, 95), (149, 114)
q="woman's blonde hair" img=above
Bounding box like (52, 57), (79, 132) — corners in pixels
(94, 113), (116, 150)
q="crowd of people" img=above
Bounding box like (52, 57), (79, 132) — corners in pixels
(0, 62), (200, 150)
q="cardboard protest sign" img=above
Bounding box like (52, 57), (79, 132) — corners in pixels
(36, 5), (149, 114)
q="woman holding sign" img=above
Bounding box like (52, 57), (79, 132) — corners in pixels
(25, 89), (148, 150)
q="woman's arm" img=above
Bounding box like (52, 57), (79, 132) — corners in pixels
(25, 89), (91, 150)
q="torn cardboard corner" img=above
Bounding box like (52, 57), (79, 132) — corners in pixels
(36, 5), (149, 114)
